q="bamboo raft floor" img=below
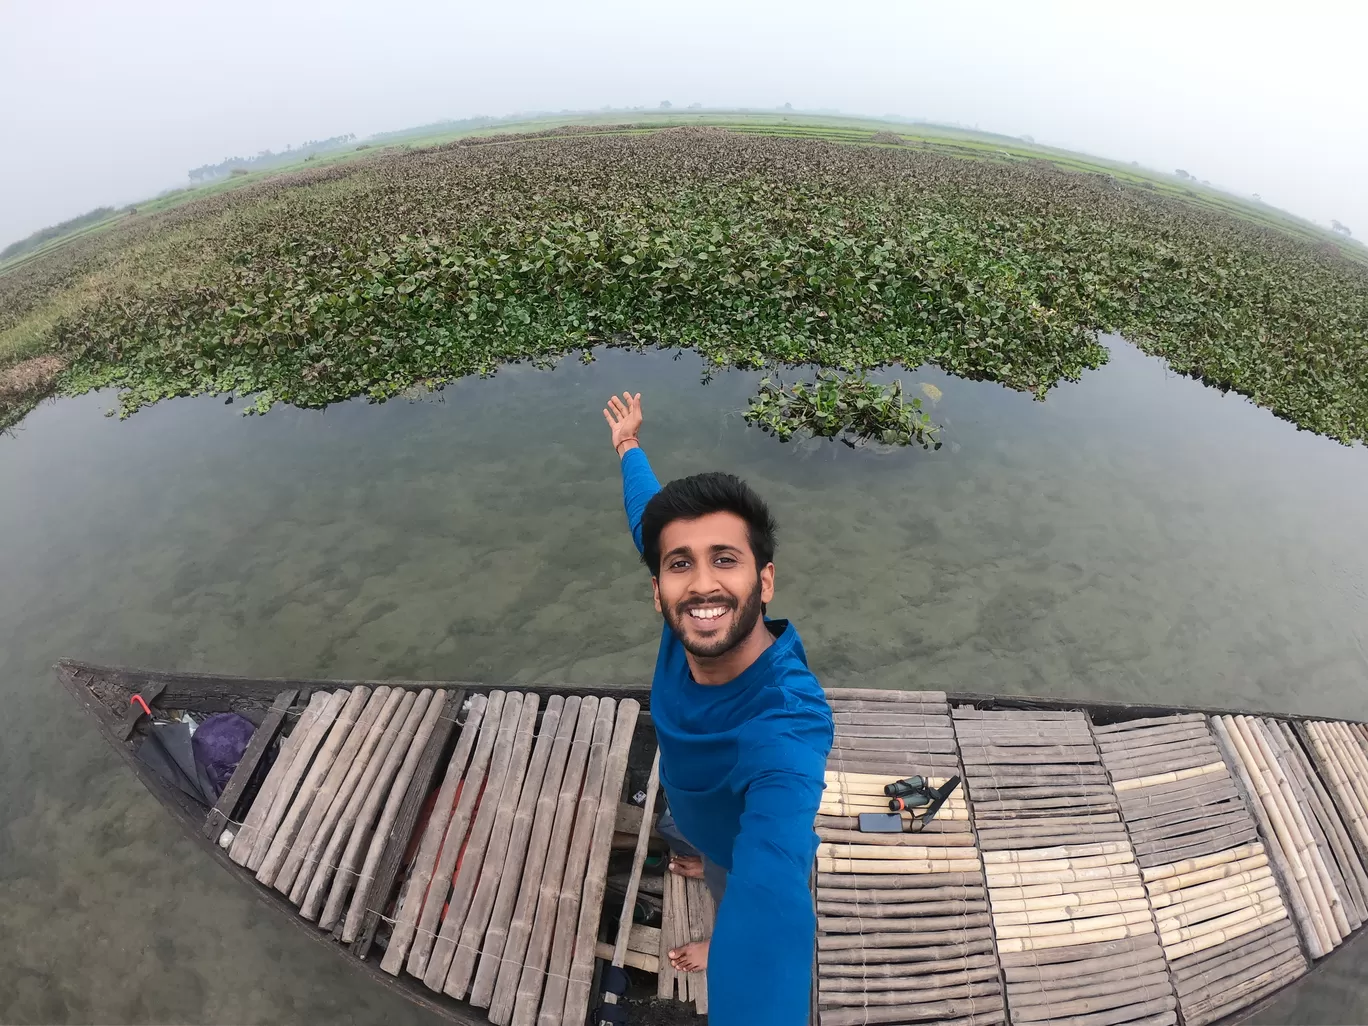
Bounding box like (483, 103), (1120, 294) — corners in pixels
(60, 660), (1368, 1026)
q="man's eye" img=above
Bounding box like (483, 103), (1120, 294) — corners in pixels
(715, 556), (737, 566)
(669, 560), (690, 570)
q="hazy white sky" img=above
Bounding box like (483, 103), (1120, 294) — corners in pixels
(2, 1), (1365, 249)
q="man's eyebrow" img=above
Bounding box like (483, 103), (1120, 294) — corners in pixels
(662, 542), (744, 559)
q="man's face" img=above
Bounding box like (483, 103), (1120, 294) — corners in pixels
(652, 511), (776, 659)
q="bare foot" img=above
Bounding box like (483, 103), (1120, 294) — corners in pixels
(668, 938), (709, 973)
(668, 854), (704, 879)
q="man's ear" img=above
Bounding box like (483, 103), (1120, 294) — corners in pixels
(652, 577), (662, 614)
(760, 562), (775, 605)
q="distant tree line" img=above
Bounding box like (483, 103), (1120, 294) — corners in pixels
(187, 134), (356, 183)
(1, 206), (117, 262)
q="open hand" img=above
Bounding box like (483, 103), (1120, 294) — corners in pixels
(603, 392), (643, 455)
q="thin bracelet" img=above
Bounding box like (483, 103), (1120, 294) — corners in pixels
(615, 439), (639, 456)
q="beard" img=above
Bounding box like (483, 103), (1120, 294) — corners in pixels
(663, 577), (765, 659)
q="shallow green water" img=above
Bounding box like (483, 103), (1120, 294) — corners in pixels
(1, 340), (1366, 1022)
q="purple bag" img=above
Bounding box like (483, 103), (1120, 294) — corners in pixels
(192, 713), (258, 798)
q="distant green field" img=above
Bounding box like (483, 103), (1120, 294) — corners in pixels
(3, 110), (1354, 277)
(2, 112), (1365, 441)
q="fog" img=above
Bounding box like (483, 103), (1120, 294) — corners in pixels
(2, 0), (1365, 249)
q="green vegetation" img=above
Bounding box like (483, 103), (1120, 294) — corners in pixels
(2, 118), (1366, 444)
(1, 206), (120, 262)
(746, 372), (940, 449)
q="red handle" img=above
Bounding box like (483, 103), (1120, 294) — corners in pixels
(131, 695), (152, 716)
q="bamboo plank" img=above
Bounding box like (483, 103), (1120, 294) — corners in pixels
(1150, 867), (1274, 912)
(828, 687), (947, 703)
(203, 688), (298, 842)
(1243, 715), (1345, 945)
(229, 690), (328, 866)
(276, 687), (391, 897)
(537, 698), (631, 1026)
(818, 978), (1000, 1009)
(819, 965), (999, 990)
(560, 700), (643, 1026)
(353, 688), (464, 959)
(423, 692), (538, 989)
(592, 747), (659, 1020)
(342, 688), (447, 942)
(818, 994), (1005, 1026)
(817, 870), (984, 890)
(997, 920), (1158, 952)
(1218, 715), (1331, 956)
(1093, 713), (1205, 733)
(817, 939), (996, 964)
(819, 843), (979, 860)
(405, 690), (510, 979)
(593, 940), (657, 974)
(1306, 722), (1368, 855)
(294, 688), (405, 915)
(819, 927), (995, 951)
(247, 689), (349, 871)
(1161, 907), (1288, 960)
(257, 687), (370, 887)
(818, 954), (998, 979)
(819, 913), (991, 934)
(440, 698), (565, 996)
(1008, 970), (1170, 1008)
(1134, 827), (1262, 867)
(380, 693), (490, 975)
(817, 829), (976, 847)
(319, 689), (433, 931)
(469, 697), (578, 1009)
(1113, 763), (1225, 792)
(988, 886), (1146, 913)
(997, 932), (1162, 970)
(992, 899), (1151, 926)
(488, 696), (597, 1025)
(818, 899), (989, 917)
(818, 857), (982, 874)
(1276, 721), (1368, 924)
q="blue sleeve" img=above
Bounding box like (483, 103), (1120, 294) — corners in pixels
(620, 447), (661, 555)
(707, 742), (824, 1026)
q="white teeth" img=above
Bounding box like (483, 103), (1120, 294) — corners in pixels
(688, 606), (727, 620)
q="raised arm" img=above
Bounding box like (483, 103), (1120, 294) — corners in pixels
(603, 391), (660, 554)
(708, 742), (826, 1026)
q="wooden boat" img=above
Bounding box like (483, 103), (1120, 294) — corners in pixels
(59, 658), (1368, 1026)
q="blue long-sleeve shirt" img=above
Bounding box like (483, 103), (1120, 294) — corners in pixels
(620, 446), (833, 1026)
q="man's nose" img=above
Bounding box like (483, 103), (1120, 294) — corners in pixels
(689, 562), (721, 595)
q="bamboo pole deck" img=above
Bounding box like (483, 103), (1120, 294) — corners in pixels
(814, 690), (1003, 1026)
(1100, 712), (1308, 1026)
(471, 697), (583, 1011)
(299, 689), (415, 921)
(342, 688), (448, 943)
(275, 686), (391, 897)
(379, 694), (491, 976)
(422, 693), (537, 990)
(319, 688), (435, 931)
(205, 680), (1368, 1026)
(405, 690), (511, 979)
(958, 706), (1171, 1026)
(488, 695), (599, 1025)
(438, 694), (544, 997)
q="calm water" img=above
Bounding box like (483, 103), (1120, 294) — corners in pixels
(2, 339), (1366, 1023)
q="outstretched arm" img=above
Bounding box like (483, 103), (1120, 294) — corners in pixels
(708, 749), (825, 1025)
(603, 392), (659, 554)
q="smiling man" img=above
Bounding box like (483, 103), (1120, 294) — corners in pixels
(602, 391), (833, 1026)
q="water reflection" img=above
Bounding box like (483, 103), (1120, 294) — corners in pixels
(1, 339), (1365, 1022)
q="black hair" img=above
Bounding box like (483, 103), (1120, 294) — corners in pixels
(641, 472), (778, 577)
